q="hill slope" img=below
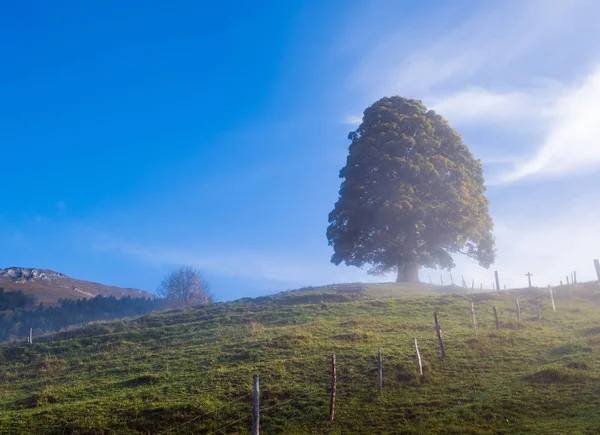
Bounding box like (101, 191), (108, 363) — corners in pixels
(1, 282), (600, 433)
(0, 267), (154, 305)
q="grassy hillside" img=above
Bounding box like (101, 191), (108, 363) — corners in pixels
(1, 282), (600, 434)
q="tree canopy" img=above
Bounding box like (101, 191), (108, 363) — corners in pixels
(327, 96), (495, 283)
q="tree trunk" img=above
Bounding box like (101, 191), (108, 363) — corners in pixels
(397, 262), (419, 283)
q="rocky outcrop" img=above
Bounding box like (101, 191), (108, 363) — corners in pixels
(0, 267), (65, 283)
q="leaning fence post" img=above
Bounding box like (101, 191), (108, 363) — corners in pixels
(493, 305), (500, 330)
(470, 302), (479, 338)
(329, 354), (336, 421)
(434, 311), (446, 359)
(251, 375), (259, 435)
(414, 338), (423, 376)
(377, 347), (383, 393)
(516, 299), (521, 323)
(549, 286), (556, 313)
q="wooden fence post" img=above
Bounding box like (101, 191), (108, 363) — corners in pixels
(450, 273), (454, 285)
(493, 305), (500, 330)
(495, 271), (500, 294)
(595, 259), (600, 281)
(29, 328), (32, 345)
(536, 296), (541, 321)
(461, 275), (467, 288)
(471, 279), (475, 291)
(549, 286), (556, 313)
(470, 302), (479, 338)
(251, 375), (259, 435)
(574, 271), (577, 284)
(440, 275), (444, 286)
(377, 347), (382, 393)
(434, 311), (446, 359)
(414, 338), (423, 376)
(329, 355), (336, 421)
(516, 299), (521, 323)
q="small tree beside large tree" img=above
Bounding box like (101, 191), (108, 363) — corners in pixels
(157, 266), (212, 306)
(327, 96), (495, 283)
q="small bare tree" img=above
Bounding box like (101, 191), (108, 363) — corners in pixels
(157, 266), (212, 306)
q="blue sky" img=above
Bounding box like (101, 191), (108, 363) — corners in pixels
(3, 0), (600, 300)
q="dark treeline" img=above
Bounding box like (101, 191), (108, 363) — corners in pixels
(0, 288), (164, 342)
(0, 288), (36, 310)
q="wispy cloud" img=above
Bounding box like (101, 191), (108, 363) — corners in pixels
(428, 87), (556, 127)
(498, 66), (600, 183)
(345, 0), (600, 183)
(92, 232), (386, 289)
(349, 0), (581, 98)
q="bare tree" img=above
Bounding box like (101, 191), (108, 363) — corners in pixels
(157, 266), (212, 306)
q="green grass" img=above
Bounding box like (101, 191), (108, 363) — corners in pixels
(1, 283), (600, 434)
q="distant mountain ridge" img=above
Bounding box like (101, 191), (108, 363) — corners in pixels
(0, 267), (154, 305)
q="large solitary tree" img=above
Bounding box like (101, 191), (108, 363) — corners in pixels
(327, 97), (495, 283)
